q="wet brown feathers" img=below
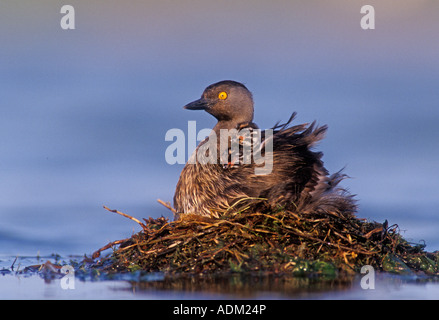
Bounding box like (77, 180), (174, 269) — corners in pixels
(174, 81), (356, 220)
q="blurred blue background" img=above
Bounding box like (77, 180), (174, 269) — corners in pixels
(0, 0), (438, 256)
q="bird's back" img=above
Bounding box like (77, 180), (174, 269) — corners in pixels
(173, 113), (356, 219)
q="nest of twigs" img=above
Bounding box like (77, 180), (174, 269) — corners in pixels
(93, 201), (439, 276)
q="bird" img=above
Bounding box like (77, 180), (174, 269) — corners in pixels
(173, 80), (356, 220)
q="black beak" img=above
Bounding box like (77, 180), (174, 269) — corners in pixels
(183, 98), (208, 110)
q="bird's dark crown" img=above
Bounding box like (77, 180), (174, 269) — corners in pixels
(184, 80), (254, 126)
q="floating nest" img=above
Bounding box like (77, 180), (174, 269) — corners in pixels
(93, 201), (439, 277)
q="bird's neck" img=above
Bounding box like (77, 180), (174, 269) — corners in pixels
(212, 119), (258, 136)
(216, 119), (257, 150)
(212, 120), (239, 134)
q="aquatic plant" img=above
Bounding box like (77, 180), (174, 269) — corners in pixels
(93, 201), (439, 276)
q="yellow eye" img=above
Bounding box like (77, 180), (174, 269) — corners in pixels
(218, 91), (228, 100)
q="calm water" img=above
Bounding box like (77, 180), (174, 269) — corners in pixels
(1, 1), (438, 299)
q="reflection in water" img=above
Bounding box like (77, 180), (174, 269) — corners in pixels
(128, 273), (356, 299)
(107, 271), (439, 299)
